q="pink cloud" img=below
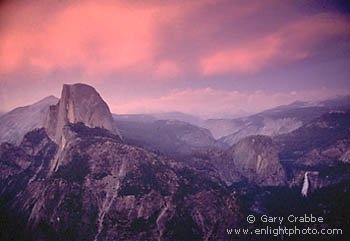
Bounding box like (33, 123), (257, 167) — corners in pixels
(201, 36), (285, 75)
(201, 13), (348, 76)
(154, 60), (179, 79)
(0, 0), (270, 78)
(0, 1), (169, 75)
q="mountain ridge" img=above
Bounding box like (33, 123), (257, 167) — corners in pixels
(0, 96), (59, 145)
(0, 83), (349, 240)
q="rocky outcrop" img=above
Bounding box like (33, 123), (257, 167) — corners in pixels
(226, 135), (286, 186)
(45, 83), (121, 144)
(188, 135), (286, 187)
(188, 148), (244, 186)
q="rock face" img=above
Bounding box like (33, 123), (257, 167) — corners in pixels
(188, 135), (286, 186)
(0, 96), (58, 145)
(226, 135), (286, 186)
(45, 83), (121, 144)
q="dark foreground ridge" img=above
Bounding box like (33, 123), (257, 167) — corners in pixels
(0, 124), (241, 240)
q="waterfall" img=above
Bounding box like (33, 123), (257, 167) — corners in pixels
(301, 172), (309, 197)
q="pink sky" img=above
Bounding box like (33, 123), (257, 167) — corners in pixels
(0, 0), (349, 117)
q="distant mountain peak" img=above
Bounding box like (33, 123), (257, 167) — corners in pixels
(45, 83), (122, 144)
(0, 96), (59, 145)
(30, 95), (59, 108)
(42, 95), (58, 101)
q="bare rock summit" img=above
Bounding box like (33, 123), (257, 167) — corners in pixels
(45, 83), (121, 144)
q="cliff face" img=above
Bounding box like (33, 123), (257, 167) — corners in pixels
(226, 135), (286, 186)
(188, 135), (286, 187)
(45, 83), (121, 144)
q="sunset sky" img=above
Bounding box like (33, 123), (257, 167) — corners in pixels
(0, 0), (349, 118)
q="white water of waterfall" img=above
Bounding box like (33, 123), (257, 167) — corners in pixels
(301, 172), (309, 197)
